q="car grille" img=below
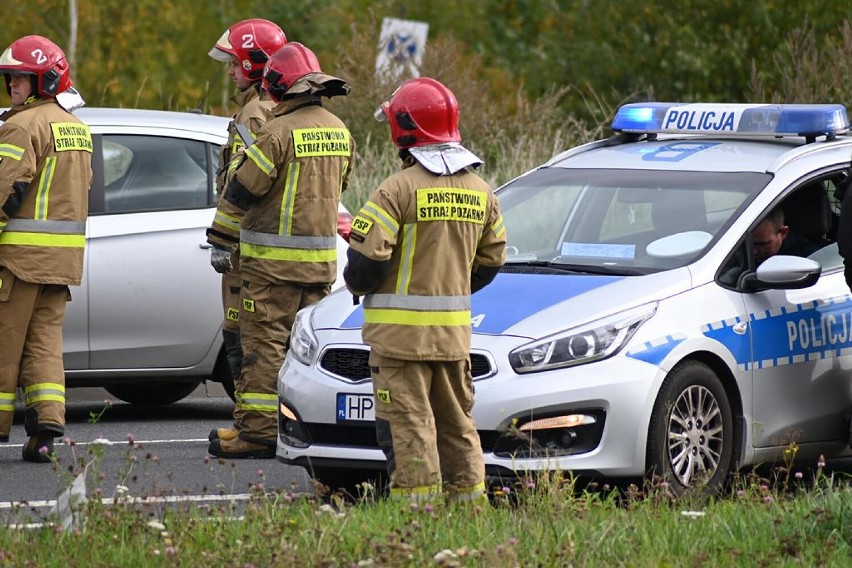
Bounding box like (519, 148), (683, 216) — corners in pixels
(320, 349), (493, 381)
(304, 423), (500, 452)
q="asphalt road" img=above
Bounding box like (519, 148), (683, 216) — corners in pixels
(0, 383), (312, 525)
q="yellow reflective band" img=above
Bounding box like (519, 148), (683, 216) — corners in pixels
(416, 188), (486, 224)
(279, 162), (300, 235)
(0, 143), (25, 160)
(213, 210), (240, 231)
(492, 214), (506, 238)
(0, 391), (14, 412)
(246, 145), (274, 174)
(395, 224), (416, 295)
(361, 202), (399, 235)
(50, 122), (93, 153)
(0, 392), (15, 401)
(241, 243), (337, 262)
(24, 382), (65, 394)
(351, 215), (373, 235)
(236, 392), (278, 412)
(389, 485), (442, 501)
(226, 307), (240, 322)
(292, 128), (351, 157)
(0, 232), (85, 248)
(24, 382), (65, 405)
(0, 220), (6, 231)
(0, 404), (14, 412)
(0, 277), (3, 290)
(363, 308), (471, 326)
(36, 156), (56, 220)
(243, 299), (255, 312)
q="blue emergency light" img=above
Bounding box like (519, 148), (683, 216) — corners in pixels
(611, 102), (850, 139)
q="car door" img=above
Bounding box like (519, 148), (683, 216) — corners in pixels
(83, 130), (223, 370)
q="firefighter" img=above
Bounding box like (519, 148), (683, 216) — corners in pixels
(0, 35), (92, 462)
(344, 78), (506, 502)
(205, 18), (287, 444)
(207, 42), (353, 459)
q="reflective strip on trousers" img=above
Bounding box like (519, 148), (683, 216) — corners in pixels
(236, 392), (277, 413)
(389, 484), (442, 502)
(0, 391), (15, 413)
(447, 481), (487, 503)
(363, 293), (471, 326)
(0, 219), (86, 248)
(24, 382), (66, 405)
(240, 229), (337, 262)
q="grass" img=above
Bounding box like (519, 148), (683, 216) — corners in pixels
(1, 441), (850, 567)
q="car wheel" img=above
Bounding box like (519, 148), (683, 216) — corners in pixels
(309, 466), (388, 500)
(105, 381), (201, 406)
(211, 348), (237, 402)
(646, 360), (733, 493)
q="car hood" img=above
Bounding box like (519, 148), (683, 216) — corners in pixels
(312, 269), (693, 339)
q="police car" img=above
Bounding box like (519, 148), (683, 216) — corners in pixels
(276, 102), (852, 492)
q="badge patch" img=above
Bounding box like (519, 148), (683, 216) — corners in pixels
(376, 389), (392, 404)
(226, 307), (240, 321)
(243, 299), (255, 313)
(351, 215), (373, 235)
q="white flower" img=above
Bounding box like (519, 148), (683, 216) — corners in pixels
(147, 520), (166, 531)
(680, 510), (706, 519)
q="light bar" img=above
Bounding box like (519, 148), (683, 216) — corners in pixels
(611, 102), (850, 139)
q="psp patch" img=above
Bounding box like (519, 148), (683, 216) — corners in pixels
(242, 299), (256, 313)
(352, 215), (374, 236)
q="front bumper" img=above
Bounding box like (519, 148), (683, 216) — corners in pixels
(277, 331), (664, 479)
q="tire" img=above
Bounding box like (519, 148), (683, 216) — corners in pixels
(211, 347), (237, 402)
(646, 360), (733, 493)
(105, 381), (201, 406)
(309, 466), (388, 500)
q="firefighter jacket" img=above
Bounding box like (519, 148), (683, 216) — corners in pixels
(0, 98), (92, 286)
(346, 162), (506, 361)
(224, 95), (353, 285)
(207, 86), (274, 248)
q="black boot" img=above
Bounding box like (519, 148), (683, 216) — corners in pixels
(22, 433), (55, 463)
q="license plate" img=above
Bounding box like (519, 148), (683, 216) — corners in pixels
(336, 393), (375, 422)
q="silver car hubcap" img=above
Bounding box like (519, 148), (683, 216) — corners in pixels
(667, 385), (723, 486)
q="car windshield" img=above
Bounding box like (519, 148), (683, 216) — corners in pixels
(497, 168), (771, 274)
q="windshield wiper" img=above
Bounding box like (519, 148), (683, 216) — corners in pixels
(503, 259), (645, 276)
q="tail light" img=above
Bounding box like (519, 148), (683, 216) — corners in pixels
(337, 211), (353, 243)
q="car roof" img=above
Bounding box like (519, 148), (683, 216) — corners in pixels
(75, 107), (230, 137)
(547, 134), (852, 174)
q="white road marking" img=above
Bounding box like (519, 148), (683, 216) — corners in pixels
(0, 493), (252, 510)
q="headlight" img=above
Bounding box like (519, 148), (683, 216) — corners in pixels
(289, 306), (318, 365)
(509, 303), (657, 373)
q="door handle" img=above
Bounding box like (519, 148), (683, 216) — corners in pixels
(199, 243), (213, 249)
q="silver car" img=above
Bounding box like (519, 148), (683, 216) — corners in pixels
(34, 107), (349, 405)
(277, 102), (852, 492)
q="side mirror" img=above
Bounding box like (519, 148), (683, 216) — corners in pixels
(742, 255), (821, 292)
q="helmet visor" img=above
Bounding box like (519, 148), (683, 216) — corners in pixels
(208, 30), (235, 62)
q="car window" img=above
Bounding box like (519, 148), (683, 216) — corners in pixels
(101, 135), (212, 213)
(498, 168), (767, 272)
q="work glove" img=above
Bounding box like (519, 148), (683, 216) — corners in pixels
(210, 246), (233, 274)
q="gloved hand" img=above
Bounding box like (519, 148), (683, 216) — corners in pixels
(210, 246), (233, 274)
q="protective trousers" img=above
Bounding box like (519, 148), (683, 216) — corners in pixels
(0, 268), (68, 441)
(370, 353), (486, 502)
(235, 279), (329, 443)
(221, 252), (243, 426)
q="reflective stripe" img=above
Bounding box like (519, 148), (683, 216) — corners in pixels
(0, 220), (7, 231)
(491, 214), (506, 239)
(246, 145), (274, 174)
(389, 484), (442, 501)
(4, 219), (86, 234)
(340, 159), (349, 194)
(0, 143), (24, 160)
(447, 481), (487, 503)
(236, 392), (277, 412)
(24, 382), (65, 405)
(364, 294), (471, 311)
(241, 230), (336, 249)
(0, 219), (87, 248)
(395, 224), (416, 295)
(279, 162), (300, 235)
(361, 202), (399, 235)
(213, 210), (241, 232)
(241, 243), (337, 262)
(363, 308), (471, 327)
(0, 391), (15, 413)
(35, 156), (57, 220)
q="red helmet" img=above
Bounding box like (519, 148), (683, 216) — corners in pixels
(377, 78), (461, 149)
(209, 19), (287, 81)
(262, 42), (322, 103)
(0, 35), (72, 98)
